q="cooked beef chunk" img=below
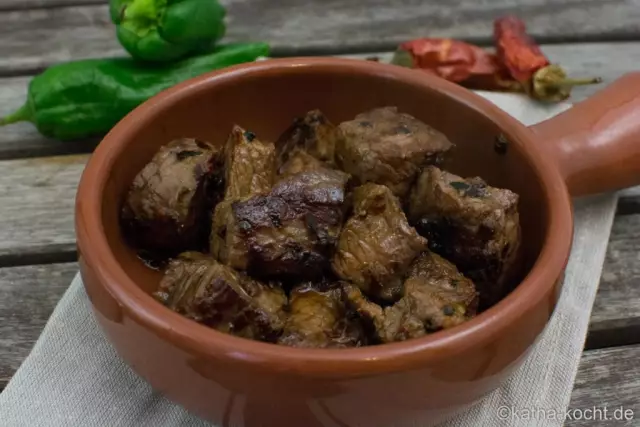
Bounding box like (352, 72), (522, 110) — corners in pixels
(216, 169), (351, 281)
(345, 251), (478, 343)
(155, 252), (287, 341)
(121, 138), (223, 259)
(336, 107), (453, 198)
(278, 281), (365, 348)
(223, 125), (276, 199)
(403, 251), (478, 328)
(408, 166), (521, 309)
(332, 183), (428, 302)
(277, 150), (330, 180)
(276, 109), (342, 167)
(211, 126), (276, 262)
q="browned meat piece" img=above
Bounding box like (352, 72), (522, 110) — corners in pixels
(223, 125), (276, 199)
(345, 252), (478, 343)
(278, 282), (365, 348)
(332, 183), (428, 302)
(211, 126), (276, 262)
(277, 150), (329, 180)
(408, 166), (521, 309)
(154, 252), (287, 341)
(217, 169), (351, 281)
(121, 138), (223, 259)
(276, 109), (342, 166)
(336, 107), (453, 198)
(403, 252), (478, 329)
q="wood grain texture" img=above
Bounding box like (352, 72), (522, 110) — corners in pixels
(0, 154), (86, 263)
(567, 345), (640, 426)
(4, 1), (640, 74)
(0, 5), (121, 75)
(0, 262), (77, 389)
(586, 213), (640, 349)
(3, 42), (640, 158)
(0, 0), (104, 11)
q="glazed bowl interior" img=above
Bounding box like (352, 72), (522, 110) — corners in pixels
(96, 58), (552, 350)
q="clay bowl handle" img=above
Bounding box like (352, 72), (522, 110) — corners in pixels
(531, 72), (640, 197)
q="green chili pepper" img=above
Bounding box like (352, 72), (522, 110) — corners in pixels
(0, 43), (269, 141)
(110, 0), (226, 62)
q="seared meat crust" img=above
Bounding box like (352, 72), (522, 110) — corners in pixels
(221, 169), (351, 281)
(211, 126), (277, 263)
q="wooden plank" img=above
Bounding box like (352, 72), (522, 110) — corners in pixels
(0, 154), (86, 263)
(0, 5), (122, 75)
(4, 2), (640, 74)
(0, 0), (104, 11)
(0, 262), (77, 389)
(586, 213), (640, 349)
(567, 345), (640, 426)
(2, 42), (640, 159)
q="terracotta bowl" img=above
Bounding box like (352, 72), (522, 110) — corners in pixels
(75, 58), (640, 427)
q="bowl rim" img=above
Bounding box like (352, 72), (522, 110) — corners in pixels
(75, 57), (573, 377)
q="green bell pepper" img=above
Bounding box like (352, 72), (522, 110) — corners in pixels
(110, 0), (226, 62)
(0, 43), (270, 140)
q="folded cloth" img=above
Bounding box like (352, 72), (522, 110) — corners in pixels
(0, 93), (619, 427)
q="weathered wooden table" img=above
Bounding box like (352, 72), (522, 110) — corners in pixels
(1, 1), (640, 426)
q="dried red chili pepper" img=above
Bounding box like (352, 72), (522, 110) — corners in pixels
(494, 15), (601, 102)
(392, 38), (520, 92)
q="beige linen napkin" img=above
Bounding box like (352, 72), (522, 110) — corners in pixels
(0, 92), (618, 427)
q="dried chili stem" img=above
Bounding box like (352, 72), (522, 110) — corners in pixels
(543, 77), (603, 87)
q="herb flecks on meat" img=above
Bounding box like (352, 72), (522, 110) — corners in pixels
(409, 166), (521, 309)
(122, 106), (522, 347)
(345, 251), (478, 343)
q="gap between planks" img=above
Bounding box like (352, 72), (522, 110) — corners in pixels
(0, 154), (87, 266)
(586, 210), (640, 350)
